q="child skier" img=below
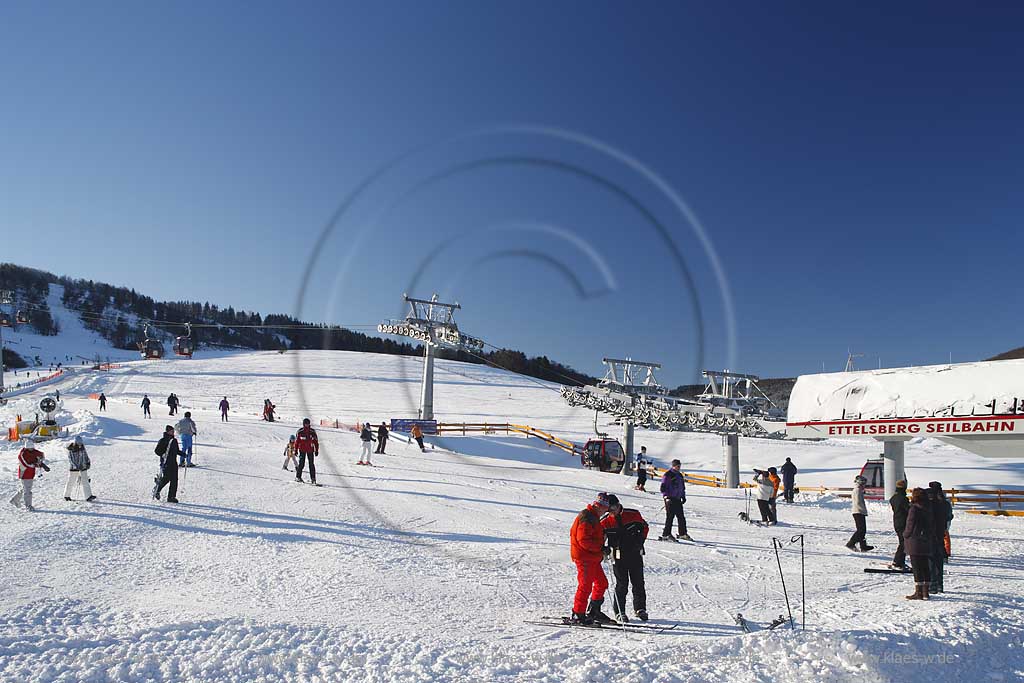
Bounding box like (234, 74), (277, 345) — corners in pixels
(282, 435), (298, 471)
(63, 436), (96, 502)
(9, 438), (50, 511)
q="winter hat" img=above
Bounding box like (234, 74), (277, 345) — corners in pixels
(928, 481), (942, 490)
(896, 479), (907, 489)
(184, 411), (191, 418)
(594, 492), (614, 508)
(768, 467), (778, 475)
(74, 435), (84, 446)
(671, 459), (682, 467)
(854, 475), (867, 485)
(303, 418), (311, 425)
(604, 494), (620, 508)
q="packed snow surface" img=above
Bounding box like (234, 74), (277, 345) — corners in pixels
(1, 349), (1022, 682)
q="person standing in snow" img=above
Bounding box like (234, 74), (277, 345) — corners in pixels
(98, 393), (107, 411)
(63, 436), (95, 502)
(282, 435), (298, 471)
(167, 393), (179, 416)
(846, 475), (874, 552)
(410, 423), (425, 452)
(263, 399), (276, 422)
(357, 423), (375, 465)
(176, 411), (198, 467)
(375, 422), (389, 454)
(294, 418), (319, 484)
(927, 482), (953, 593)
(9, 438), (50, 511)
(904, 487), (933, 600)
(141, 394), (151, 418)
(600, 494), (650, 622)
(570, 492), (613, 624)
(889, 479), (910, 570)
(753, 469), (774, 525)
(658, 459), (692, 541)
(219, 396), (229, 422)
(152, 425), (180, 503)
(767, 467), (781, 524)
(634, 447), (649, 492)
(780, 457), (798, 503)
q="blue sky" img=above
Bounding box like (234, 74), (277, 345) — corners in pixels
(2, 2), (1021, 384)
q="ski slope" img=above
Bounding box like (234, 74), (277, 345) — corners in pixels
(1, 349), (1023, 682)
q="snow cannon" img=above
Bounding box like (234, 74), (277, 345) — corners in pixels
(32, 396), (65, 440)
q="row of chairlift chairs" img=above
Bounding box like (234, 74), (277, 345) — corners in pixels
(139, 323), (194, 360)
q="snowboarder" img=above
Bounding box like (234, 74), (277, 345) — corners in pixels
(153, 425), (181, 503)
(375, 422), (389, 454)
(176, 411), (198, 467)
(167, 393), (179, 416)
(889, 479), (910, 570)
(294, 418), (319, 484)
(410, 423), (425, 452)
(98, 393), (107, 411)
(63, 436), (95, 502)
(767, 467), (780, 524)
(658, 459), (691, 541)
(754, 469), (774, 525)
(263, 399), (276, 422)
(635, 447), (648, 492)
(218, 396), (229, 422)
(904, 487), (933, 600)
(9, 438), (50, 511)
(927, 481), (953, 593)
(600, 494), (650, 622)
(358, 422), (375, 465)
(282, 435), (298, 471)
(846, 475), (874, 552)
(570, 492), (613, 624)
(780, 457), (798, 503)
(141, 394), (151, 418)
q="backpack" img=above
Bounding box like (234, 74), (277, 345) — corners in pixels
(155, 437), (168, 457)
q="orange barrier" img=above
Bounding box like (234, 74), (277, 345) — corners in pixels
(88, 393), (100, 400)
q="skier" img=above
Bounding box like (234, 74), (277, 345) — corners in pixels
(658, 459), (692, 541)
(634, 447), (649, 492)
(263, 399), (276, 422)
(410, 423), (425, 452)
(845, 475), (874, 552)
(141, 394), (151, 418)
(358, 422), (375, 465)
(167, 393), (179, 416)
(176, 411), (198, 467)
(904, 487), (933, 600)
(152, 425), (181, 503)
(282, 435), (298, 471)
(753, 469), (774, 525)
(219, 396), (229, 422)
(375, 422), (389, 454)
(294, 418), (319, 484)
(600, 494), (650, 622)
(570, 492), (613, 624)
(63, 436), (95, 502)
(927, 482), (953, 593)
(767, 466), (781, 524)
(780, 457), (798, 503)
(98, 393), (107, 411)
(9, 438), (50, 511)
(889, 479), (910, 570)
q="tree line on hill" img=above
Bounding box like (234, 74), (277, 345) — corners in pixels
(0, 262), (596, 386)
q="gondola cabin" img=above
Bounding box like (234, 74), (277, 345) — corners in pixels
(139, 339), (165, 359)
(174, 336), (194, 357)
(15, 310), (29, 324)
(581, 438), (625, 473)
(0, 313), (11, 327)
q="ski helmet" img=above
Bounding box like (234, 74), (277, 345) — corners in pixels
(74, 435), (84, 446)
(289, 435), (296, 442)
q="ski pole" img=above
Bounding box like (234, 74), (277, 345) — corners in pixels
(771, 537), (794, 629)
(791, 534), (805, 630)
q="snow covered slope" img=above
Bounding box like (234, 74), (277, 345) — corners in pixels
(1, 350), (1022, 682)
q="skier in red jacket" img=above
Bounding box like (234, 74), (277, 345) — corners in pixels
(9, 438), (50, 511)
(569, 492), (613, 624)
(294, 418), (319, 485)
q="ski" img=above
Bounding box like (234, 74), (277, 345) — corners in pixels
(527, 617), (672, 633)
(864, 567), (912, 574)
(766, 614), (791, 630)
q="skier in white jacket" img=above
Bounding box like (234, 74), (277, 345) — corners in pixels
(64, 436), (96, 502)
(845, 475), (874, 552)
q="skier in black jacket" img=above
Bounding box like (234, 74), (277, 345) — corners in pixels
(927, 482), (953, 593)
(375, 422), (389, 454)
(889, 480), (910, 570)
(600, 495), (650, 622)
(780, 457), (798, 503)
(152, 425), (181, 503)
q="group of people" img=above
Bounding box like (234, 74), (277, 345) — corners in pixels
(889, 480), (953, 599)
(262, 399), (276, 422)
(9, 436), (95, 511)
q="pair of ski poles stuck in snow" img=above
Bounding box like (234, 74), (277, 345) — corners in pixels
(771, 533), (806, 631)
